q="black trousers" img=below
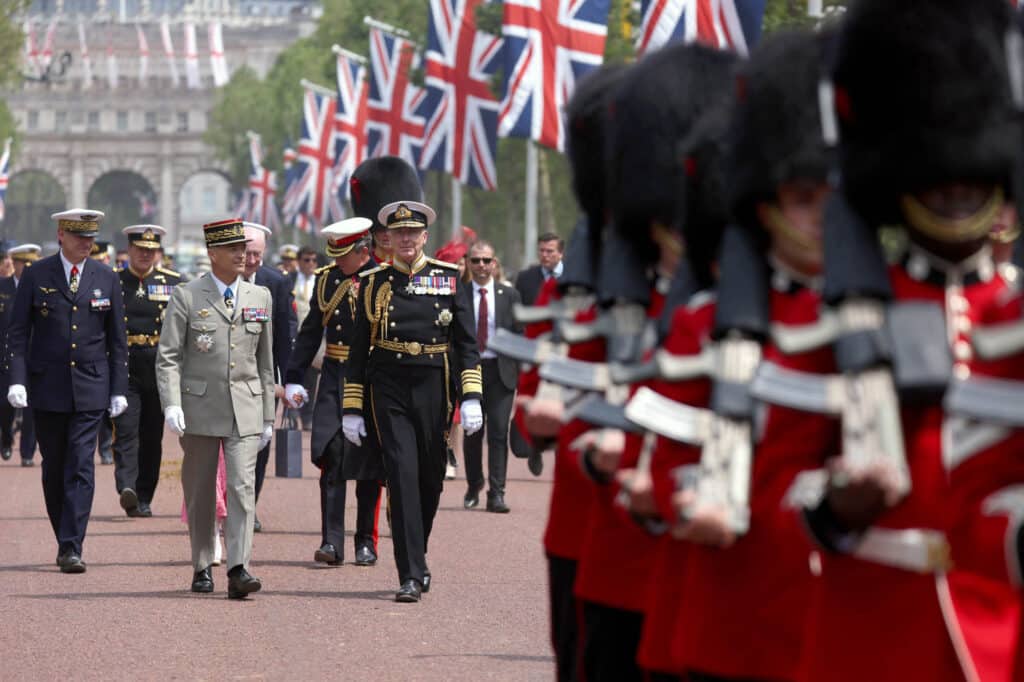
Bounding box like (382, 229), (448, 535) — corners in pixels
(112, 370), (165, 503)
(462, 358), (515, 495)
(34, 408), (105, 556)
(97, 414), (113, 458)
(582, 601), (645, 682)
(0, 402), (37, 461)
(300, 366), (318, 428)
(320, 432), (382, 552)
(369, 365), (447, 585)
(548, 554), (582, 682)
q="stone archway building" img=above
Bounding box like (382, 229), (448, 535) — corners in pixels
(4, 5), (316, 248)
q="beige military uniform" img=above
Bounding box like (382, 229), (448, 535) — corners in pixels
(156, 273), (275, 571)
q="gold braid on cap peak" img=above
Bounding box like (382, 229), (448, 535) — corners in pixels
(900, 187), (1004, 244)
(59, 219), (100, 233)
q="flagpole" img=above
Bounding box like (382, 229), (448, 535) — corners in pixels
(363, 16), (414, 41)
(331, 44), (367, 65)
(451, 177), (462, 238)
(524, 141), (538, 270)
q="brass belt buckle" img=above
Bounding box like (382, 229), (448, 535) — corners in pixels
(407, 341), (422, 356)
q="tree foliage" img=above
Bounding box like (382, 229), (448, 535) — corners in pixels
(0, 1), (28, 155)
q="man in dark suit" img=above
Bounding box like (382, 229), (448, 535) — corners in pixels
(6, 209), (129, 573)
(244, 223), (297, 532)
(514, 232), (564, 305)
(285, 245), (319, 430)
(462, 240), (522, 513)
(0, 244), (40, 466)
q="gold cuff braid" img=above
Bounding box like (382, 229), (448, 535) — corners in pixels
(343, 382), (364, 410)
(461, 366), (483, 395)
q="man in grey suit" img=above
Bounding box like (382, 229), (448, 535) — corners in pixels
(157, 218), (275, 599)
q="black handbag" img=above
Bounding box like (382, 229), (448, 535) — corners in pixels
(274, 410), (303, 478)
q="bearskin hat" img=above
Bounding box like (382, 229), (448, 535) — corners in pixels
(605, 43), (737, 262)
(565, 63), (628, 232)
(349, 156), (423, 231)
(833, 0), (1019, 222)
(680, 100), (733, 290)
(726, 29), (832, 229)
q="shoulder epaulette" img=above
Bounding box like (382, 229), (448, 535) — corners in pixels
(315, 263), (336, 275)
(157, 267), (181, 278)
(360, 263), (390, 278)
(426, 257), (459, 270)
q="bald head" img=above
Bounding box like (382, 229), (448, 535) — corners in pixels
(244, 226), (267, 278)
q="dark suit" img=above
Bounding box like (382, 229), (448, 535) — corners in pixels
(286, 269), (318, 428)
(0, 275), (36, 463)
(7, 255), (128, 557)
(252, 264), (297, 502)
(461, 279), (521, 496)
(513, 265), (546, 306)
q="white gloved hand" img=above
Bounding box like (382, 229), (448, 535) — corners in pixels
(461, 399), (484, 436)
(109, 395), (128, 418)
(284, 383), (309, 408)
(342, 414), (367, 446)
(164, 406), (186, 436)
(7, 384), (27, 409)
(258, 422), (274, 450)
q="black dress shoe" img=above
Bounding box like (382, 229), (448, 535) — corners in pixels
(463, 484), (483, 510)
(21, 458), (34, 467)
(58, 553), (87, 574)
(527, 450), (544, 477)
(136, 502), (153, 518)
(1, 447), (11, 461)
(314, 543), (342, 566)
(227, 566), (262, 599)
(395, 579), (422, 603)
(119, 488), (139, 515)
(422, 572), (431, 593)
(191, 567), (214, 593)
(486, 493), (511, 514)
(354, 544), (377, 566)
(253, 515), (262, 533)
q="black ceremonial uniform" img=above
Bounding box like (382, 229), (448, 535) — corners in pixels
(344, 253), (481, 588)
(285, 261), (382, 560)
(112, 265), (181, 513)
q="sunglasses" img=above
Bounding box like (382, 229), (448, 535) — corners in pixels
(469, 257), (493, 265)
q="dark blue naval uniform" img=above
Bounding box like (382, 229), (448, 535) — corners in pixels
(0, 275), (36, 463)
(7, 255), (128, 557)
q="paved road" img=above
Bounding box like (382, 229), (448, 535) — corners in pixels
(0, 430), (555, 681)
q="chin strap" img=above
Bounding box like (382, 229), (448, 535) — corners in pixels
(900, 187), (1004, 244)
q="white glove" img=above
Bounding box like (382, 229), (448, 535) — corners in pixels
(258, 422), (274, 450)
(342, 414), (367, 446)
(109, 395), (128, 418)
(461, 399), (484, 436)
(164, 406), (186, 436)
(7, 384), (27, 409)
(285, 383), (309, 408)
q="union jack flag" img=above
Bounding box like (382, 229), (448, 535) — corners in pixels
(292, 82), (338, 230)
(247, 131), (281, 230)
(419, 0), (504, 190)
(331, 49), (369, 221)
(637, 0), (766, 57)
(0, 138), (10, 222)
(499, 0), (611, 151)
(366, 27), (427, 165)
(281, 137), (313, 233)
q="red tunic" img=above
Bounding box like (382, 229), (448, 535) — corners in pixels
(635, 296), (715, 676)
(542, 301), (607, 561)
(669, 283), (839, 682)
(573, 290), (666, 612)
(800, 259), (1023, 682)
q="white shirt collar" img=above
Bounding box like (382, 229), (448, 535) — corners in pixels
(59, 250), (87, 283)
(209, 272), (242, 297)
(543, 260), (564, 279)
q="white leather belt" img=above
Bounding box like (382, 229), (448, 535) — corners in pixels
(855, 527), (952, 574)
